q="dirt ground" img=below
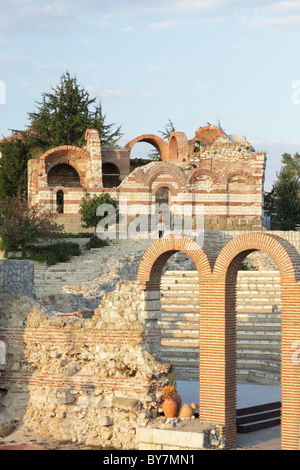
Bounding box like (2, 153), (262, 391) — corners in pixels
(0, 421), (281, 451)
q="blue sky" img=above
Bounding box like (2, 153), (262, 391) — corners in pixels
(1, 1), (300, 191)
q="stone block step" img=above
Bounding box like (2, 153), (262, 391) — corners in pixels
(237, 369), (280, 386)
(237, 359), (280, 373)
(237, 349), (280, 360)
(237, 331), (281, 341)
(159, 321), (199, 331)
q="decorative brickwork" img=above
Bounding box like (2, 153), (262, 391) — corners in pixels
(137, 233), (300, 450)
(27, 125), (266, 233)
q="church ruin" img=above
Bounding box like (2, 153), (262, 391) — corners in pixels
(27, 124), (266, 234)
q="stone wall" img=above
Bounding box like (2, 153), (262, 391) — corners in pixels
(0, 282), (169, 449)
(0, 260), (35, 298)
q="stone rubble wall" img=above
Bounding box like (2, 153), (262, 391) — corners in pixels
(1, 229), (300, 447)
(0, 282), (169, 449)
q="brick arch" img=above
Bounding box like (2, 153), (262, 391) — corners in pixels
(137, 232), (300, 450)
(144, 163), (187, 191)
(153, 183), (177, 198)
(212, 232), (300, 450)
(40, 145), (91, 171)
(52, 185), (69, 195)
(187, 168), (220, 185)
(194, 124), (225, 143)
(137, 235), (212, 290)
(214, 232), (300, 283)
(124, 134), (168, 161)
(226, 169), (256, 186)
(168, 132), (189, 162)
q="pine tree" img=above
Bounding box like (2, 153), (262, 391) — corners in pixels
(24, 71), (122, 151)
(272, 165), (300, 230)
(0, 136), (32, 200)
(91, 102), (123, 148)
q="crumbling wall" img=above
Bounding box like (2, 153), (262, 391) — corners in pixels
(0, 281), (168, 449)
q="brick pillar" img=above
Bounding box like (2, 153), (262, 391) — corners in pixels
(198, 273), (237, 449)
(85, 129), (103, 188)
(281, 282), (300, 450)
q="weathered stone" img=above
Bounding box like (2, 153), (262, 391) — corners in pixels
(56, 388), (76, 405)
(112, 397), (141, 411)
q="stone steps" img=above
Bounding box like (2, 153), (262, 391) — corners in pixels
(159, 271), (281, 385)
(32, 248), (113, 296)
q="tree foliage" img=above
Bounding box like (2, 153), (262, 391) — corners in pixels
(79, 192), (119, 234)
(24, 71), (123, 151)
(0, 196), (63, 255)
(0, 72), (123, 202)
(270, 161), (300, 230)
(0, 136), (32, 200)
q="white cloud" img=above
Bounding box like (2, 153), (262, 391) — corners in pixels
(251, 1), (300, 28)
(149, 20), (186, 31)
(253, 15), (300, 27)
(80, 37), (94, 44)
(254, 1), (300, 15)
(121, 26), (135, 33)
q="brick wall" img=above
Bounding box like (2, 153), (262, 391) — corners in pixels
(0, 281), (168, 448)
(137, 233), (300, 450)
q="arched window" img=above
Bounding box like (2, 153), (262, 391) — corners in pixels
(155, 186), (170, 206)
(56, 190), (64, 214)
(102, 163), (120, 188)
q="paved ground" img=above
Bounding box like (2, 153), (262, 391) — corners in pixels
(236, 425), (281, 450)
(0, 422), (281, 451)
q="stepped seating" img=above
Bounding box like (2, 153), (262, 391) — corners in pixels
(236, 402), (281, 433)
(159, 271), (281, 385)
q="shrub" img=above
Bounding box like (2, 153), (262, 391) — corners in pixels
(79, 192), (119, 234)
(85, 235), (109, 250)
(0, 196), (63, 256)
(27, 242), (80, 265)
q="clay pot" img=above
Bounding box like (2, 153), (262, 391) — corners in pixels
(178, 403), (194, 418)
(162, 399), (178, 418)
(173, 392), (182, 408)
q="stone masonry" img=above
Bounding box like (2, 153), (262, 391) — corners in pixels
(1, 230), (300, 449)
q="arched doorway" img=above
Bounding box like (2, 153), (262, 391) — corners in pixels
(102, 163), (120, 188)
(138, 233), (300, 450)
(47, 163), (81, 187)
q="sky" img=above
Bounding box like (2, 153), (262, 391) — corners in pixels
(1, 1), (300, 191)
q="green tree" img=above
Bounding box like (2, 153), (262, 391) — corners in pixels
(0, 195), (63, 256)
(79, 192), (119, 236)
(0, 136), (32, 200)
(281, 152), (300, 173)
(272, 165), (300, 230)
(24, 71), (123, 151)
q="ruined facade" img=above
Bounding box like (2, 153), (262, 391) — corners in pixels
(27, 125), (266, 233)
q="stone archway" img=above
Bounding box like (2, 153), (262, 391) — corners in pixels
(137, 232), (300, 450)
